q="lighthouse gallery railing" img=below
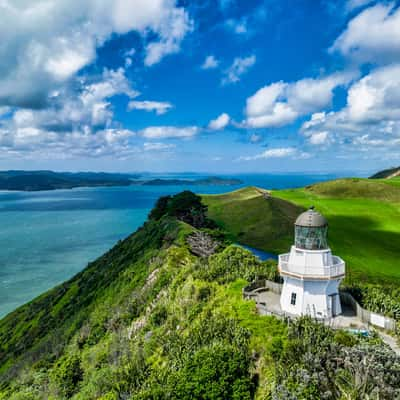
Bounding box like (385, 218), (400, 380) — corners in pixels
(278, 253), (345, 279)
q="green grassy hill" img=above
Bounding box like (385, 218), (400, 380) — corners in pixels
(203, 187), (303, 254)
(204, 179), (400, 284)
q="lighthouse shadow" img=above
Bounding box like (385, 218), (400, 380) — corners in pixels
(326, 214), (400, 283)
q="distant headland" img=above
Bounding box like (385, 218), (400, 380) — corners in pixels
(369, 166), (400, 179)
(132, 176), (243, 186)
(0, 170), (242, 191)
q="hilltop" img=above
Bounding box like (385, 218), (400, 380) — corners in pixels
(370, 166), (400, 179)
(1, 181), (400, 399)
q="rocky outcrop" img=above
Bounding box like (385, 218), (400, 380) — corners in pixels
(186, 231), (220, 257)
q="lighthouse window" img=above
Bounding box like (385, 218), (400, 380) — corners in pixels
(290, 292), (297, 305)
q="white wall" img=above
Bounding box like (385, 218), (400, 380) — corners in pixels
(281, 277), (342, 318)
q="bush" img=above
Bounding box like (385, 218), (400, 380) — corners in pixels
(51, 354), (83, 398)
(149, 191), (212, 228)
(167, 342), (254, 399)
(197, 245), (267, 284)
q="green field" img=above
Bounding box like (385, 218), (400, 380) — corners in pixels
(203, 178), (400, 284)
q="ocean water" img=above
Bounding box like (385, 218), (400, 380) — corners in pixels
(0, 173), (344, 317)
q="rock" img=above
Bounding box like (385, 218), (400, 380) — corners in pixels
(186, 231), (220, 257)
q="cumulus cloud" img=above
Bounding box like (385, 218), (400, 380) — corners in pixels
(222, 55), (256, 84)
(208, 113), (230, 130)
(331, 3), (400, 64)
(244, 72), (355, 128)
(143, 142), (176, 151)
(144, 7), (193, 66)
(239, 147), (297, 161)
(0, 0), (192, 108)
(0, 68), (139, 158)
(139, 126), (199, 139)
(201, 55), (219, 70)
(128, 100), (173, 115)
(307, 131), (332, 146)
(301, 64), (400, 153)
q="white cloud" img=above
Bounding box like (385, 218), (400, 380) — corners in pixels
(331, 3), (400, 64)
(139, 126), (199, 139)
(308, 131), (331, 145)
(222, 55), (256, 84)
(345, 0), (375, 12)
(346, 64), (400, 122)
(0, 68), (140, 158)
(201, 55), (219, 70)
(239, 147), (297, 161)
(0, 0), (192, 108)
(208, 113), (230, 130)
(144, 7), (193, 66)
(128, 100), (173, 115)
(143, 142), (176, 151)
(301, 64), (400, 154)
(244, 72), (355, 128)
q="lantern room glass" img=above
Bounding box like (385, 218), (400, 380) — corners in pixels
(295, 225), (328, 250)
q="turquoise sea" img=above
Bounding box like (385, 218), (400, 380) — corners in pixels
(0, 173), (347, 317)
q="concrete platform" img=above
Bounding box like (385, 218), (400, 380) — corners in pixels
(255, 289), (368, 330)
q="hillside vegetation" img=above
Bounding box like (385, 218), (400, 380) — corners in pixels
(1, 187), (400, 399)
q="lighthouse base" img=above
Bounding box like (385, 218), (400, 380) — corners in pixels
(280, 276), (342, 319)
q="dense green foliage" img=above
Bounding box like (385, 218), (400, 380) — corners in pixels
(272, 317), (400, 399)
(150, 190), (213, 228)
(347, 284), (400, 321)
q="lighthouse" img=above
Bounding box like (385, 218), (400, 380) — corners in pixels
(278, 207), (345, 318)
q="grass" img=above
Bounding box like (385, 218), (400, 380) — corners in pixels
(203, 180), (400, 285)
(203, 187), (303, 254)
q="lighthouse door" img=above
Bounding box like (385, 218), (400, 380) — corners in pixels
(329, 294), (338, 317)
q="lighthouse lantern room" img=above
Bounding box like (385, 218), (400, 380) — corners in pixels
(279, 207), (345, 318)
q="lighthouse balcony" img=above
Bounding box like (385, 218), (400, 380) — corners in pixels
(278, 253), (345, 280)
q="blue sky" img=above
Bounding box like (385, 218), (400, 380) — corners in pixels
(0, 0), (399, 173)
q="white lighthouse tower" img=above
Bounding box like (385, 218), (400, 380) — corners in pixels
(278, 207), (345, 318)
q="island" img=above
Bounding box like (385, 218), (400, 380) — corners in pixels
(0, 171), (242, 191)
(132, 176), (243, 186)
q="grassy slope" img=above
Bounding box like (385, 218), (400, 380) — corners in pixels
(0, 217), (186, 378)
(204, 180), (400, 284)
(0, 214), (286, 398)
(203, 187), (304, 254)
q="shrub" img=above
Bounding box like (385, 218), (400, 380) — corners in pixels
(51, 353), (83, 398)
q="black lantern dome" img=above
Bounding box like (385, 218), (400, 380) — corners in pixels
(294, 207), (328, 250)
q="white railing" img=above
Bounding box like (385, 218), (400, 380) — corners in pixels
(279, 253), (345, 279)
